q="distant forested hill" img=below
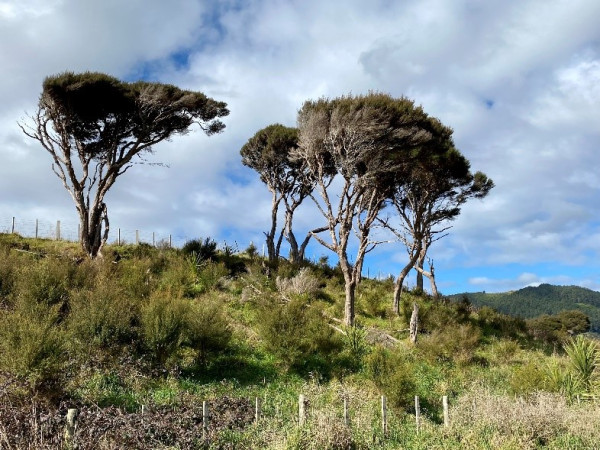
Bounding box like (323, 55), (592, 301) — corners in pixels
(448, 284), (600, 331)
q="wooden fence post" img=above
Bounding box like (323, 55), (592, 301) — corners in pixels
(299, 394), (306, 426)
(152, 232), (155, 247)
(255, 397), (261, 423)
(344, 397), (349, 426)
(64, 408), (78, 443)
(381, 395), (387, 436)
(169, 234), (172, 248)
(415, 395), (421, 434)
(35, 219), (38, 239)
(135, 230), (139, 245)
(443, 395), (449, 427)
(11, 217), (15, 234)
(203, 401), (209, 438)
(56, 220), (61, 241)
(118, 228), (121, 246)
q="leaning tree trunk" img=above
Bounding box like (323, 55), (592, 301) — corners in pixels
(393, 244), (422, 315)
(415, 260), (439, 298)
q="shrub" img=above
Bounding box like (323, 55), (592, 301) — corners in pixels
(68, 281), (137, 347)
(510, 362), (546, 395)
(113, 258), (159, 299)
(357, 282), (389, 318)
(183, 297), (232, 365)
(140, 296), (190, 365)
(276, 268), (321, 298)
(418, 323), (481, 365)
(13, 256), (72, 311)
(564, 335), (599, 392)
(257, 296), (340, 373)
(194, 261), (229, 295)
(366, 346), (416, 410)
(0, 247), (18, 298)
(181, 237), (218, 262)
(528, 310), (591, 344)
(476, 306), (527, 339)
(0, 308), (65, 385)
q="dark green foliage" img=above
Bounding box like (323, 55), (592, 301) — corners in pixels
(182, 237), (218, 262)
(528, 310), (591, 343)
(24, 71), (229, 259)
(42, 72), (229, 149)
(450, 284), (600, 331)
(476, 306), (528, 340)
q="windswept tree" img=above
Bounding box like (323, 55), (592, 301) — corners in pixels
(296, 93), (449, 326)
(20, 71), (228, 259)
(241, 124), (323, 267)
(385, 147), (494, 311)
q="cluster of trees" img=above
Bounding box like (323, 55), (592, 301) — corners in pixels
(22, 72), (493, 327)
(242, 94), (493, 325)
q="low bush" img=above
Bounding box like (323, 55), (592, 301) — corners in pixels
(276, 267), (321, 298)
(418, 323), (481, 365)
(181, 237), (218, 262)
(183, 296), (232, 365)
(366, 346), (417, 410)
(68, 281), (137, 347)
(140, 295), (190, 365)
(0, 307), (65, 386)
(257, 296), (341, 373)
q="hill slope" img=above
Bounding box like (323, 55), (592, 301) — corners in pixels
(449, 284), (600, 331)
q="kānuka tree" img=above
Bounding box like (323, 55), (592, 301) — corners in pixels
(20, 71), (229, 259)
(296, 93), (450, 326)
(384, 145), (494, 311)
(240, 124), (318, 267)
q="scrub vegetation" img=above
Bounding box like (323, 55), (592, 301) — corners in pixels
(0, 233), (599, 449)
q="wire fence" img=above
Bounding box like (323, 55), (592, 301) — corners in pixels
(0, 216), (198, 249)
(0, 216), (395, 279)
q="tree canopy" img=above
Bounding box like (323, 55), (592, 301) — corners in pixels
(21, 71), (229, 258)
(296, 93), (452, 326)
(385, 145), (494, 308)
(241, 124), (316, 266)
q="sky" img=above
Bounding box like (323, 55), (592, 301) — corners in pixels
(1, 0), (599, 295)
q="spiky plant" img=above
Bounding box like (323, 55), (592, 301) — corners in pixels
(564, 335), (599, 392)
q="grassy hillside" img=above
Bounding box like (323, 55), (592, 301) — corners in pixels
(449, 284), (600, 331)
(1, 233), (600, 449)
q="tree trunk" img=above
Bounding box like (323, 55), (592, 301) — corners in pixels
(409, 302), (419, 344)
(427, 260), (439, 298)
(344, 280), (356, 326)
(393, 245), (421, 315)
(416, 255), (424, 292)
(79, 202), (109, 259)
(265, 192), (281, 268)
(414, 259), (439, 298)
